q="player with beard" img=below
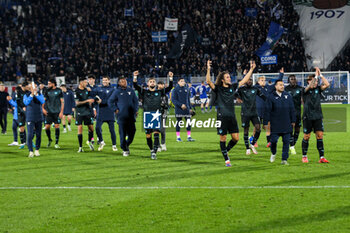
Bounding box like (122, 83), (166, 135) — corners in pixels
(301, 67), (330, 163)
(133, 71), (173, 160)
(285, 74), (303, 155)
(42, 79), (64, 148)
(75, 77), (95, 152)
(237, 77), (266, 155)
(206, 60), (256, 167)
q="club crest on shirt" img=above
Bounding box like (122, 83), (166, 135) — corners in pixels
(284, 95), (288, 99)
(252, 90), (255, 93)
(296, 90), (300, 94)
(128, 92), (131, 95)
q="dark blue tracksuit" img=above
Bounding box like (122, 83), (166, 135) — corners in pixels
(95, 85), (116, 145)
(171, 85), (192, 131)
(255, 72), (284, 124)
(108, 87), (138, 151)
(24, 93), (45, 152)
(63, 89), (76, 115)
(265, 91), (295, 160)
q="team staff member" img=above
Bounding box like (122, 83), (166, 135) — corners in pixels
(285, 74), (303, 155)
(265, 80), (295, 165)
(206, 60), (256, 167)
(108, 77), (139, 156)
(301, 67), (330, 163)
(75, 77), (95, 152)
(133, 71), (173, 160)
(95, 76), (117, 152)
(42, 79), (64, 148)
(0, 82), (9, 134)
(172, 77), (194, 142)
(237, 77), (265, 155)
(23, 83), (45, 157)
(61, 84), (75, 133)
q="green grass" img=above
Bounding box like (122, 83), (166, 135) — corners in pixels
(0, 104), (350, 232)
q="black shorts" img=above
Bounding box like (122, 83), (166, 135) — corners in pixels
(217, 116), (239, 135)
(145, 129), (161, 134)
(17, 113), (26, 127)
(76, 115), (94, 126)
(303, 118), (323, 134)
(241, 115), (260, 128)
(45, 113), (61, 125)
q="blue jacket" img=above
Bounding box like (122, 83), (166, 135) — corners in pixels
(172, 84), (191, 116)
(255, 72), (284, 117)
(107, 87), (138, 123)
(8, 99), (18, 120)
(95, 85), (116, 121)
(265, 91), (295, 134)
(23, 93), (45, 122)
(63, 89), (76, 115)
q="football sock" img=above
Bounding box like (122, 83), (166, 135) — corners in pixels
(244, 133), (249, 149)
(293, 131), (300, 146)
(317, 139), (324, 157)
(88, 131), (93, 142)
(153, 133), (160, 153)
(55, 128), (60, 144)
(147, 137), (153, 150)
(46, 128), (52, 141)
(78, 134), (83, 147)
(302, 139), (309, 156)
(220, 141), (229, 161)
(226, 139), (238, 152)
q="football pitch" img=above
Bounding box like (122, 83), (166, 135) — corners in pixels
(1, 104), (350, 232)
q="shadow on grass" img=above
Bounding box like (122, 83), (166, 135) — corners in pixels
(227, 205), (350, 233)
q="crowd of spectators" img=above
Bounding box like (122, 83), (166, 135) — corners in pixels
(0, 0), (348, 84)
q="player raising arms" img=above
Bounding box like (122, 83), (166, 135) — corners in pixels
(301, 67), (330, 163)
(237, 77), (265, 155)
(133, 71), (173, 160)
(206, 60), (256, 167)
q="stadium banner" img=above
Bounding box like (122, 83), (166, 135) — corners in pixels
(252, 71), (349, 104)
(245, 8), (257, 17)
(27, 64), (36, 73)
(151, 31), (167, 42)
(164, 17), (178, 31)
(261, 55), (278, 65)
(56, 76), (66, 86)
(167, 24), (196, 59)
(293, 0), (350, 69)
(256, 22), (284, 57)
(124, 8), (134, 17)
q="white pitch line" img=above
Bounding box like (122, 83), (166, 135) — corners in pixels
(0, 186), (350, 190)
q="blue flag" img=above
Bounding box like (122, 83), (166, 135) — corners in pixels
(151, 31), (167, 42)
(256, 22), (284, 57)
(124, 8), (134, 17)
(245, 8), (257, 17)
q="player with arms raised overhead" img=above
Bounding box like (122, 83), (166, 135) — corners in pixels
(301, 67), (330, 163)
(206, 60), (256, 167)
(133, 71), (173, 160)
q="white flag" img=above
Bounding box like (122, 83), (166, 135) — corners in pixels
(294, 2), (350, 69)
(164, 17), (178, 31)
(56, 76), (66, 87)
